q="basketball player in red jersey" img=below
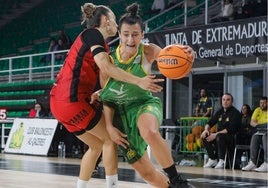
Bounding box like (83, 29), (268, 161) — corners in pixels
(50, 3), (163, 188)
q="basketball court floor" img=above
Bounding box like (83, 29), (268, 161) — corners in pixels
(0, 153), (267, 188)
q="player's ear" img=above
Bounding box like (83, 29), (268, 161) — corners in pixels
(101, 15), (109, 26)
(141, 31), (144, 38)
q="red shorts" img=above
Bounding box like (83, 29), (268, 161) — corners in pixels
(50, 95), (102, 135)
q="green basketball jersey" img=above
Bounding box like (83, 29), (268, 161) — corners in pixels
(101, 44), (153, 109)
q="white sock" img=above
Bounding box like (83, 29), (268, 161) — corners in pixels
(76, 179), (88, 188)
(106, 174), (118, 188)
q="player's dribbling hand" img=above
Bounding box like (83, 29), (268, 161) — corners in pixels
(138, 75), (164, 92)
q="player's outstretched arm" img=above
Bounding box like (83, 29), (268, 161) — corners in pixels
(94, 52), (164, 92)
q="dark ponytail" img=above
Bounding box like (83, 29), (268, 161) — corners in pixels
(126, 3), (139, 17)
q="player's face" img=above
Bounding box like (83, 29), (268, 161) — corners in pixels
(221, 94), (233, 109)
(107, 12), (118, 37)
(119, 23), (144, 54)
(200, 89), (206, 97)
(259, 99), (267, 111)
(34, 104), (41, 112)
(241, 105), (248, 115)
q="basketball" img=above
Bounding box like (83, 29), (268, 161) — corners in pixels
(157, 44), (194, 79)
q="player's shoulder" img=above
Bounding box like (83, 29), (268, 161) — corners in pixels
(253, 107), (262, 113)
(143, 43), (161, 56)
(144, 43), (160, 50)
(82, 28), (102, 37)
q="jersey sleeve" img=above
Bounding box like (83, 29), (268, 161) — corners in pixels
(81, 29), (105, 48)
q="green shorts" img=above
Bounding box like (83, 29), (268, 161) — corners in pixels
(114, 97), (163, 164)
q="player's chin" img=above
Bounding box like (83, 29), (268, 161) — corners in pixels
(109, 29), (118, 37)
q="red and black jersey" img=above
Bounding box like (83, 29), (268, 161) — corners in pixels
(51, 28), (109, 102)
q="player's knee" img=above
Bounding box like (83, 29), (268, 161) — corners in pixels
(141, 128), (160, 143)
(83, 146), (102, 159)
(91, 145), (103, 154)
(87, 141), (103, 153)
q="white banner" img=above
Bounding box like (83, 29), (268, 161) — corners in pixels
(4, 118), (58, 156)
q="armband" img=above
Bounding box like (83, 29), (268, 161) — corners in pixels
(92, 47), (106, 56)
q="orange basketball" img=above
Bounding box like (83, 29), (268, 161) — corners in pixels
(157, 44), (193, 79)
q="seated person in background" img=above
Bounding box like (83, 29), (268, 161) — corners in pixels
(236, 104), (254, 145)
(29, 102), (48, 118)
(195, 88), (212, 117)
(40, 37), (59, 63)
(55, 38), (68, 61)
(201, 93), (241, 169)
(242, 96), (268, 172)
(211, 0), (234, 23)
(58, 29), (72, 49)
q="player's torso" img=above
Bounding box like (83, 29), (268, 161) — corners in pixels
(101, 44), (152, 107)
(51, 34), (102, 102)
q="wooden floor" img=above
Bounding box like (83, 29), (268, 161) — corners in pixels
(0, 153), (267, 188)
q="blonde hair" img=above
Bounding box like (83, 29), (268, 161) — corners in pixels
(81, 3), (111, 28)
(81, 3), (96, 25)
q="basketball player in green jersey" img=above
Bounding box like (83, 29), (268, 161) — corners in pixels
(99, 3), (195, 188)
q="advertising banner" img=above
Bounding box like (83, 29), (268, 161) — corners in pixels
(4, 118), (58, 156)
(145, 17), (267, 60)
